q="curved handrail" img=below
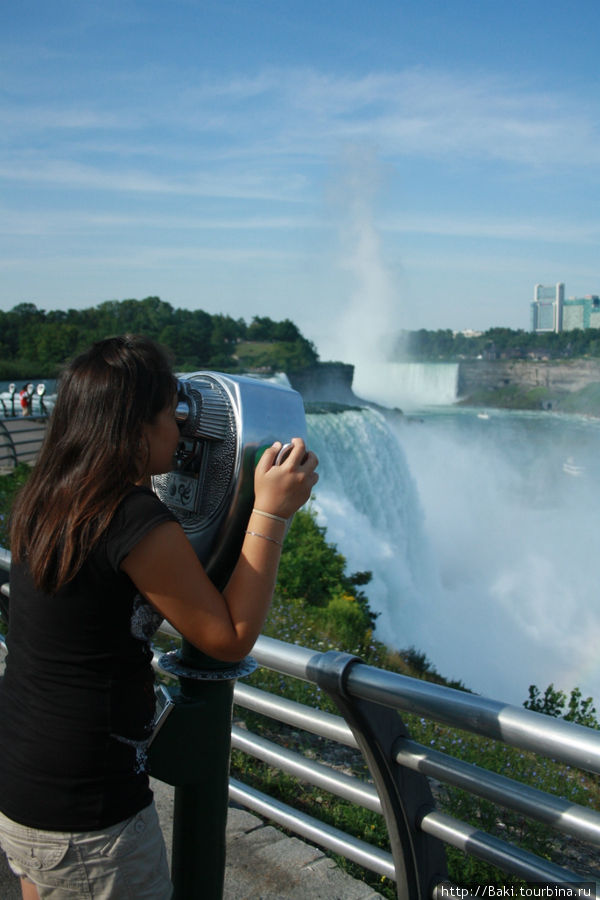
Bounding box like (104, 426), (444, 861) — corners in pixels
(0, 416), (48, 469)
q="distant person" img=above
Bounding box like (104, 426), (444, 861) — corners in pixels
(18, 385), (31, 417)
(0, 335), (318, 899)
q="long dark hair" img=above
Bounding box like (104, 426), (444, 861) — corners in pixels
(11, 335), (176, 593)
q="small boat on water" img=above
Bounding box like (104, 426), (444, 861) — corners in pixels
(563, 457), (585, 477)
(477, 412), (490, 420)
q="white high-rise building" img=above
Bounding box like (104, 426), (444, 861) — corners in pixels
(531, 283), (564, 333)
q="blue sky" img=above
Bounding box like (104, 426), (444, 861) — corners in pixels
(2, 0), (599, 361)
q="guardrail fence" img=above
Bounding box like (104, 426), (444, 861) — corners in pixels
(1, 543), (598, 898)
(228, 637), (600, 897)
(0, 417), (47, 469)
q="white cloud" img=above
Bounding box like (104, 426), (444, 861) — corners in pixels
(0, 159), (309, 201)
(0, 208), (318, 236)
(2, 65), (599, 171)
(383, 214), (600, 245)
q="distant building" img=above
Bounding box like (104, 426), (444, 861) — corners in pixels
(531, 283), (564, 333)
(562, 295), (600, 331)
(453, 329), (483, 338)
(531, 283), (600, 333)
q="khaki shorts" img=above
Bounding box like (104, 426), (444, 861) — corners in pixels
(0, 802), (172, 899)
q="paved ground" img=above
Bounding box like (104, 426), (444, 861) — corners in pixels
(0, 777), (383, 899)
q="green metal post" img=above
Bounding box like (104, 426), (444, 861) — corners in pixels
(149, 639), (256, 900)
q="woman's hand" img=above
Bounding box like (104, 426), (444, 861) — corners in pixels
(253, 437), (319, 520)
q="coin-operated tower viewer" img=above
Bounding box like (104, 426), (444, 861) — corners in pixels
(149, 371), (308, 900)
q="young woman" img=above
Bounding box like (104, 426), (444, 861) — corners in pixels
(0, 335), (318, 899)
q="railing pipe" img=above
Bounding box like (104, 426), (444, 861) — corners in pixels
(251, 635), (317, 681)
(250, 634), (600, 778)
(231, 724), (381, 812)
(233, 685), (600, 850)
(344, 664), (600, 774)
(420, 810), (588, 886)
(233, 682), (356, 747)
(395, 737), (600, 845)
(229, 777), (396, 880)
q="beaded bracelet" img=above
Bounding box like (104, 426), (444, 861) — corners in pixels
(245, 530), (283, 547)
(252, 508), (287, 525)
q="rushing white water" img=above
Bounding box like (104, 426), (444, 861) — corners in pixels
(306, 379), (600, 707)
(352, 362), (459, 409)
(306, 407), (440, 639)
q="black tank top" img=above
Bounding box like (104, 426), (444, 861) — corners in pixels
(0, 487), (176, 830)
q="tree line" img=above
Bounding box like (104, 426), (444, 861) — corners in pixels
(8, 297), (600, 379)
(0, 298), (319, 378)
(395, 327), (600, 362)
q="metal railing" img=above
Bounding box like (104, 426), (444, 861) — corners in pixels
(1, 551), (599, 897)
(226, 637), (600, 896)
(0, 416), (48, 469)
(153, 624), (600, 894)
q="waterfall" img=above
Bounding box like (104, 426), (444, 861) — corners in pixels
(352, 362), (458, 409)
(307, 403), (600, 706)
(305, 407), (441, 641)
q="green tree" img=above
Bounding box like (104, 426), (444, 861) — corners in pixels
(524, 683), (599, 728)
(564, 686), (599, 728)
(0, 298), (318, 375)
(247, 316), (276, 341)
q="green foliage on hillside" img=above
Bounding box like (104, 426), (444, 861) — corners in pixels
(278, 508), (375, 618)
(0, 298), (318, 377)
(395, 326), (600, 362)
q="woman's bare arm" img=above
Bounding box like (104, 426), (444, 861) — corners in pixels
(121, 439), (318, 660)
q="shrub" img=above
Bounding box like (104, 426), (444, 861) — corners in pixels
(524, 683), (599, 729)
(0, 464), (30, 548)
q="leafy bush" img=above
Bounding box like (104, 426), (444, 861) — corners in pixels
(277, 507), (376, 630)
(0, 464), (30, 548)
(524, 683), (599, 729)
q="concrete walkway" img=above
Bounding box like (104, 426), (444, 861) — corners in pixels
(0, 778), (383, 899)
